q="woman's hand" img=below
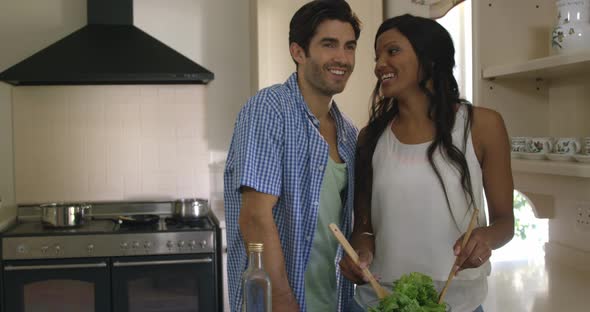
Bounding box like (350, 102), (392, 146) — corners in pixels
(339, 248), (374, 284)
(465, 107), (515, 270)
(453, 227), (492, 272)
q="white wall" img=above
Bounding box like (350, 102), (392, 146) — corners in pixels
(13, 85), (211, 203)
(134, 0), (253, 155)
(0, 0), (253, 217)
(0, 0), (86, 226)
(256, 0), (383, 128)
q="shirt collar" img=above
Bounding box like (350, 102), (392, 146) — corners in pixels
(285, 72), (347, 141)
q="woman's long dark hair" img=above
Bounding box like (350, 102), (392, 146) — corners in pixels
(358, 14), (476, 228)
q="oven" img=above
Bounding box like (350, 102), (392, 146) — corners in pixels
(0, 202), (222, 312)
(0, 263), (2, 312)
(2, 257), (111, 312)
(111, 253), (218, 312)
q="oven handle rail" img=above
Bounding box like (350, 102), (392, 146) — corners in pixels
(112, 258), (212, 267)
(4, 262), (108, 271)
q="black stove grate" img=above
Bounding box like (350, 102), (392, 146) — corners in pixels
(164, 217), (213, 230)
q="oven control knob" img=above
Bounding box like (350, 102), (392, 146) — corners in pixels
(189, 240), (196, 248)
(166, 241), (174, 248)
(87, 244), (95, 253)
(178, 240), (186, 248)
(144, 241), (152, 249)
(132, 241), (140, 249)
(41, 246), (49, 254)
(120, 242), (129, 249)
(54, 245), (62, 254)
(17, 244), (28, 254)
(200, 240), (207, 249)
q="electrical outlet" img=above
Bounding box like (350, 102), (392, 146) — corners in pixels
(575, 205), (590, 233)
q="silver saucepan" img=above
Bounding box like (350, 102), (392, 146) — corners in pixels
(41, 203), (92, 228)
(173, 198), (209, 220)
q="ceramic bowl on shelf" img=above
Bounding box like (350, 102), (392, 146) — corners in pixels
(521, 152), (548, 160)
(511, 137), (529, 153)
(574, 154), (590, 163)
(528, 137), (554, 154)
(554, 137), (582, 155)
(547, 153), (575, 161)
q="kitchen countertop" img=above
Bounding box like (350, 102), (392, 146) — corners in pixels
(483, 239), (590, 311)
(211, 198), (229, 311)
(210, 199), (225, 230)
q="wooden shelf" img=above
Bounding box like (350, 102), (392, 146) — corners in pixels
(482, 51), (590, 80)
(512, 159), (590, 178)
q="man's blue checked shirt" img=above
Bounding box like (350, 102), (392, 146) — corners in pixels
(224, 73), (358, 312)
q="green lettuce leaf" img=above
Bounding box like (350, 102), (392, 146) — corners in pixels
(367, 272), (447, 312)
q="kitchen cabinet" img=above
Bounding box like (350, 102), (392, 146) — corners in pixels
(482, 51), (590, 80)
(476, 3), (590, 174)
(473, 0), (590, 270)
(474, 0), (590, 185)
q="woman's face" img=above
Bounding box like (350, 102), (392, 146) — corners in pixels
(374, 28), (422, 99)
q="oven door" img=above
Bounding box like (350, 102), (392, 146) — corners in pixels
(3, 257), (111, 312)
(111, 254), (218, 312)
(1, 259), (3, 312)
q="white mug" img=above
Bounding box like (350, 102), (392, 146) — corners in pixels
(528, 137), (554, 154)
(554, 137), (581, 155)
(583, 137), (590, 155)
(511, 137), (530, 152)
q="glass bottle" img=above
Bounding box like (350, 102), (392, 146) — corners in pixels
(242, 242), (271, 312)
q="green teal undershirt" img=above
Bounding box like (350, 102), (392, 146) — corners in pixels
(304, 157), (348, 312)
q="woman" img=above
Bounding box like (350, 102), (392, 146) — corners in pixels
(341, 15), (515, 312)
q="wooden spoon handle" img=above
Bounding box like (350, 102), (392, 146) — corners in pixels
(438, 207), (480, 304)
(329, 223), (390, 299)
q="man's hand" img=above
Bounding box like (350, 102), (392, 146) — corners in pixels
(239, 187), (300, 312)
(272, 289), (300, 312)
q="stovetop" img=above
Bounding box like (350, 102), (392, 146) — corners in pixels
(114, 217), (215, 233)
(1, 202), (221, 260)
(3, 220), (116, 236)
(2, 216), (215, 237)
(1, 216), (218, 260)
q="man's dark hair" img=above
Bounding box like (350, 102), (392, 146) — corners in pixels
(289, 0), (361, 62)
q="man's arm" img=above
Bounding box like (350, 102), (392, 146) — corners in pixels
(239, 187), (299, 312)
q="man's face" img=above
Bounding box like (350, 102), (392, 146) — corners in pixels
(297, 20), (357, 97)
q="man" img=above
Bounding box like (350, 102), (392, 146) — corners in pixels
(224, 1), (361, 311)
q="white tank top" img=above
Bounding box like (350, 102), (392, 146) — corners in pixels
(355, 105), (491, 312)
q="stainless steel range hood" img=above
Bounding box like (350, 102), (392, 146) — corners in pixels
(0, 0), (214, 85)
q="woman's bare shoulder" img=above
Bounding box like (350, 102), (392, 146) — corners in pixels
(471, 105), (510, 156)
(471, 106), (506, 132)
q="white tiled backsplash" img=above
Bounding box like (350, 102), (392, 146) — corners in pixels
(13, 85), (210, 203)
